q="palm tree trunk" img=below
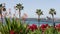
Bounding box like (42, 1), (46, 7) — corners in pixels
(52, 15), (55, 27)
(19, 9), (21, 19)
(52, 15), (56, 34)
(1, 12), (3, 24)
(38, 15), (40, 26)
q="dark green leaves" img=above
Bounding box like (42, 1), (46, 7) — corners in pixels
(16, 3), (24, 10)
(36, 9), (43, 16)
(49, 8), (56, 15)
(0, 4), (2, 7)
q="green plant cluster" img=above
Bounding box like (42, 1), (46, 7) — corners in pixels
(0, 18), (60, 34)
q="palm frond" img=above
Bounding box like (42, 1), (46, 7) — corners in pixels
(36, 9), (43, 15)
(16, 3), (24, 10)
(0, 4), (2, 7)
(49, 8), (56, 15)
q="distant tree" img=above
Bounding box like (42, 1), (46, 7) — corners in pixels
(49, 8), (56, 27)
(0, 3), (6, 23)
(15, 3), (24, 18)
(36, 9), (43, 26)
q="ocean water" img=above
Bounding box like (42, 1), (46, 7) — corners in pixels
(1, 18), (60, 26)
(26, 21), (60, 26)
(25, 19), (60, 26)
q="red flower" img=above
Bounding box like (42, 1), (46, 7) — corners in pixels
(41, 24), (46, 28)
(29, 25), (34, 31)
(58, 24), (60, 28)
(45, 24), (48, 27)
(28, 24), (37, 31)
(55, 24), (60, 32)
(10, 30), (15, 34)
(40, 24), (46, 31)
(41, 24), (49, 28)
(32, 24), (37, 30)
(55, 24), (60, 29)
(40, 24), (49, 31)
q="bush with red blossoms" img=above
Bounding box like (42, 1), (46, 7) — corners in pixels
(55, 24), (60, 32)
(40, 24), (50, 31)
(28, 24), (37, 31)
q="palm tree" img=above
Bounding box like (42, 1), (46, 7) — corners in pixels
(36, 9), (43, 26)
(15, 3), (24, 18)
(49, 8), (56, 27)
(0, 3), (6, 23)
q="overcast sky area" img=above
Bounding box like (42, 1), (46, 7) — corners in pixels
(0, 0), (60, 18)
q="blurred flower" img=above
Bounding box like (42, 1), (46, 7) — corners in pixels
(22, 13), (28, 23)
(28, 24), (37, 31)
(55, 24), (60, 32)
(28, 25), (33, 31)
(55, 24), (60, 28)
(40, 24), (49, 31)
(10, 30), (15, 34)
(40, 24), (46, 31)
(32, 24), (37, 30)
(45, 24), (48, 27)
(22, 13), (28, 20)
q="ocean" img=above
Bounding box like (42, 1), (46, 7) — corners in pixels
(25, 20), (60, 26)
(25, 18), (60, 26)
(1, 18), (60, 26)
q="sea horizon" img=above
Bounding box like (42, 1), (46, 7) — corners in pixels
(1, 18), (60, 26)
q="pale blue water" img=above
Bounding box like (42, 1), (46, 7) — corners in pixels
(25, 19), (60, 26)
(1, 18), (60, 26)
(26, 21), (60, 26)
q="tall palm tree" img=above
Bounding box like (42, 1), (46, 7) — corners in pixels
(0, 4), (6, 23)
(49, 8), (56, 27)
(36, 9), (43, 26)
(15, 3), (24, 18)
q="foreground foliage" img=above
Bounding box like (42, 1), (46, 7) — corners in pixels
(0, 18), (60, 34)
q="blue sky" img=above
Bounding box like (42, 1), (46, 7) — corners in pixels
(0, 0), (60, 18)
